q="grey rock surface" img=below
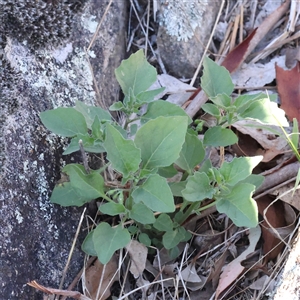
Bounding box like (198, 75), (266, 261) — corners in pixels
(157, 0), (220, 77)
(0, 0), (126, 299)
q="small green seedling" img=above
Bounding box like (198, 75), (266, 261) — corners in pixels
(40, 50), (285, 264)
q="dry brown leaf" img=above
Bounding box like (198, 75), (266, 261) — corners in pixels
(84, 255), (118, 300)
(232, 120), (289, 162)
(276, 62), (300, 123)
(271, 182), (300, 211)
(215, 226), (261, 299)
(126, 240), (148, 278)
(27, 280), (91, 300)
(257, 196), (286, 261)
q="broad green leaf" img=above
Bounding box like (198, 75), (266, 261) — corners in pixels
(63, 134), (105, 155)
(50, 181), (91, 206)
(202, 103), (220, 116)
(99, 202), (126, 216)
(203, 126), (238, 147)
(115, 50), (157, 98)
(40, 107), (87, 137)
(169, 180), (187, 197)
(135, 116), (188, 170)
(235, 93), (266, 114)
(240, 98), (288, 126)
(162, 228), (185, 249)
(139, 233), (151, 247)
(136, 88), (165, 104)
(211, 93), (232, 108)
(104, 124), (141, 177)
(109, 101), (125, 111)
(198, 159), (212, 173)
(219, 156), (263, 186)
(132, 174), (175, 213)
(201, 57), (234, 98)
(74, 101), (111, 128)
(182, 172), (214, 202)
(175, 132), (205, 173)
(91, 116), (102, 139)
(63, 164), (106, 200)
(81, 230), (97, 256)
(153, 214), (173, 231)
(92, 223), (131, 264)
(216, 183), (258, 228)
(158, 165), (178, 178)
(141, 100), (192, 124)
(129, 203), (155, 224)
(239, 174), (264, 190)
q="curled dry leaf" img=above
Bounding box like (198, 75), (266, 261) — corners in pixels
(215, 226), (261, 299)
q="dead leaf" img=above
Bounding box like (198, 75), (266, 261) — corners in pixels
(232, 120), (289, 162)
(84, 255), (118, 300)
(215, 226), (261, 299)
(126, 240), (148, 278)
(257, 196), (286, 261)
(181, 264), (202, 283)
(285, 46), (300, 68)
(271, 182), (300, 211)
(276, 61), (300, 123)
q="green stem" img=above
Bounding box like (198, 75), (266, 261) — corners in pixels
(196, 200), (217, 213)
(177, 202), (200, 225)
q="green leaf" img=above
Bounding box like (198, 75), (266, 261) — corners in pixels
(104, 124), (141, 177)
(40, 107), (87, 137)
(136, 88), (165, 104)
(203, 126), (238, 147)
(139, 233), (151, 247)
(158, 165), (178, 178)
(132, 174), (175, 213)
(202, 103), (221, 116)
(239, 174), (264, 190)
(169, 180), (187, 197)
(162, 228), (185, 249)
(201, 57), (234, 98)
(141, 100), (192, 124)
(74, 101), (111, 128)
(115, 50), (157, 98)
(50, 181), (91, 207)
(153, 214), (173, 231)
(135, 116), (188, 170)
(109, 101), (125, 111)
(93, 223), (131, 264)
(240, 98), (288, 126)
(63, 164), (106, 200)
(211, 93), (232, 108)
(291, 118), (299, 149)
(81, 230), (97, 256)
(129, 203), (155, 224)
(182, 172), (214, 202)
(235, 93), (266, 114)
(63, 134), (105, 155)
(216, 183), (258, 228)
(99, 202), (126, 216)
(175, 132), (205, 173)
(219, 156), (263, 186)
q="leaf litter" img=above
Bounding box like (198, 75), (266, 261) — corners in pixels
(28, 0), (300, 299)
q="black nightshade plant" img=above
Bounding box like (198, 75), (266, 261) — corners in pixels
(0, 0), (88, 50)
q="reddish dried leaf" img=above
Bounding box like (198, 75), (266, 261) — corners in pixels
(276, 62), (300, 123)
(221, 29), (257, 73)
